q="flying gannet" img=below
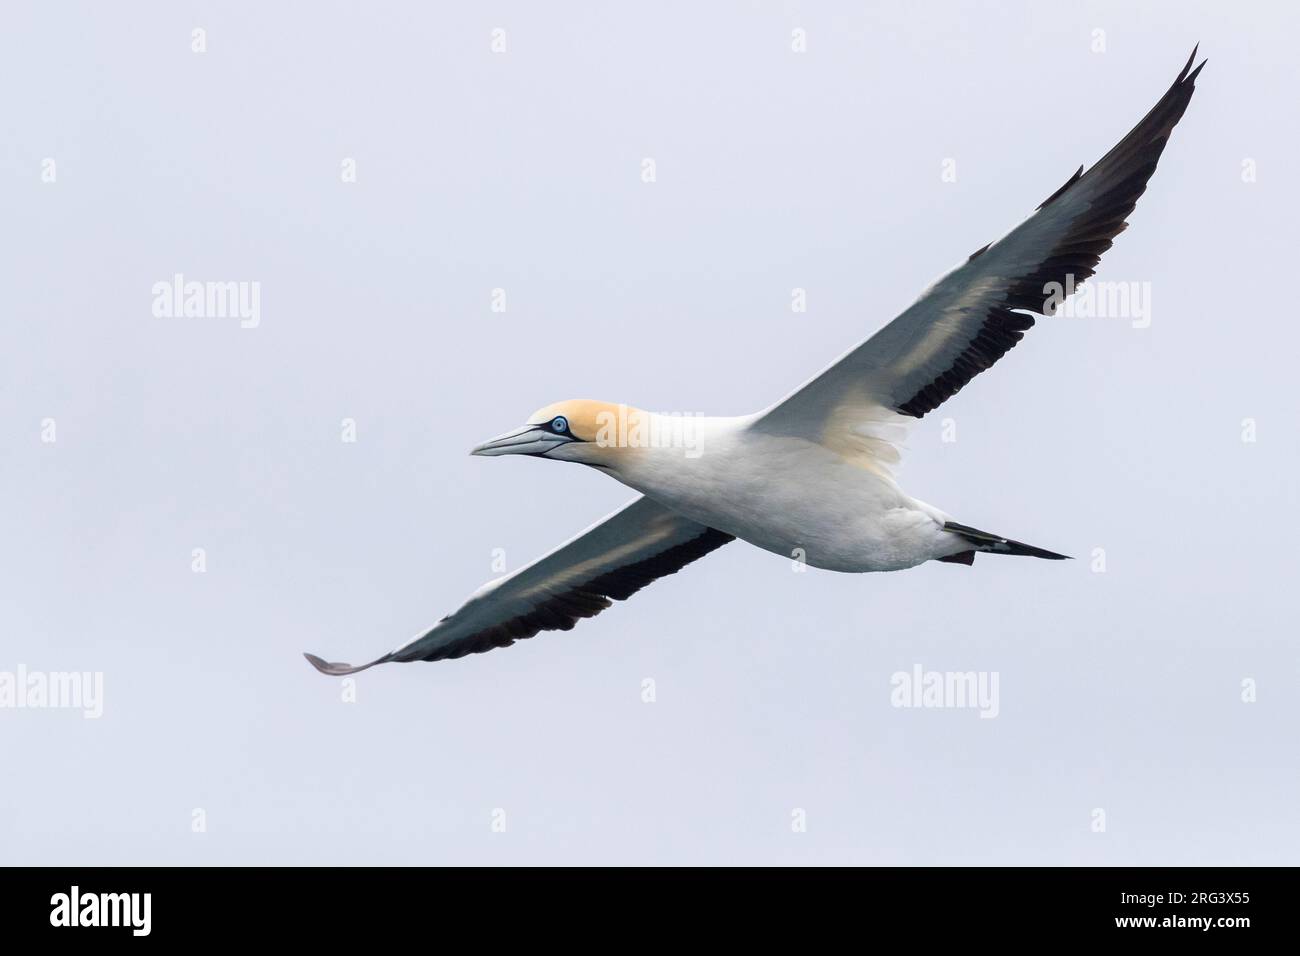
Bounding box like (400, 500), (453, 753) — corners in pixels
(307, 49), (1204, 674)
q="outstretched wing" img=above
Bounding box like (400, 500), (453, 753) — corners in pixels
(305, 497), (733, 673)
(753, 48), (1204, 457)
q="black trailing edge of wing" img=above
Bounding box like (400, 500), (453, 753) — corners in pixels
(406, 526), (735, 662)
(305, 525), (736, 673)
(896, 47), (1205, 419)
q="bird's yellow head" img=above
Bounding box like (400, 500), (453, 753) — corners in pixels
(471, 400), (642, 464)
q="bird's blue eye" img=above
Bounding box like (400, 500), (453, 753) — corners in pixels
(551, 416), (568, 433)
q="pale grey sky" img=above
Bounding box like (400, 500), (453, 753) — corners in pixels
(2, 1), (1297, 865)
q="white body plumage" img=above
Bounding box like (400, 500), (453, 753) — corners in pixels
(601, 414), (958, 572)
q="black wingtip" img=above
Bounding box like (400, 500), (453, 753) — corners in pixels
(304, 652), (382, 676)
(1176, 45), (1207, 87)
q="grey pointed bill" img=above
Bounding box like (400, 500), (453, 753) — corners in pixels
(470, 424), (570, 457)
